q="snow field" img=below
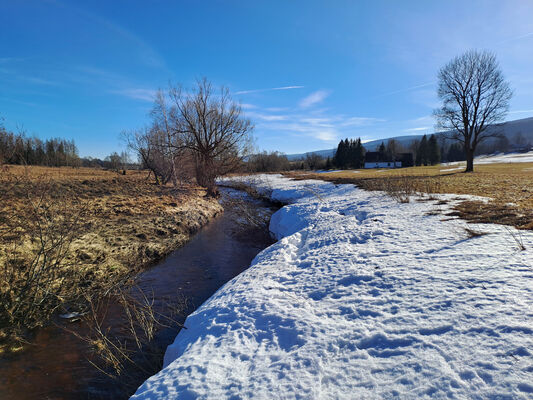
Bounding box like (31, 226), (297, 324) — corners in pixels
(444, 150), (533, 166)
(132, 174), (533, 399)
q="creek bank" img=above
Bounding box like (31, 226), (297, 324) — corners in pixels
(133, 174), (533, 400)
(0, 186), (277, 400)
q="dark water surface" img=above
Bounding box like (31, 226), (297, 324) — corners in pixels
(0, 188), (276, 399)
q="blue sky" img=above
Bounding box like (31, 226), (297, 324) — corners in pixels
(1, 0), (532, 158)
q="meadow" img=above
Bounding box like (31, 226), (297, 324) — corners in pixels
(0, 165), (221, 342)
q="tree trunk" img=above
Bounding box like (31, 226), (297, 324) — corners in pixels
(206, 179), (219, 197)
(465, 148), (474, 173)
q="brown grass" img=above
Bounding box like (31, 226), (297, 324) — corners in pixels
(283, 162), (533, 230)
(0, 165), (222, 341)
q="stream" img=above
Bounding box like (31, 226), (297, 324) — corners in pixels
(0, 187), (277, 399)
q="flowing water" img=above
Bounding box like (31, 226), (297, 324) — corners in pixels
(0, 188), (276, 399)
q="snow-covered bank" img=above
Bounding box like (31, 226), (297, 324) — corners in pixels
(132, 175), (533, 399)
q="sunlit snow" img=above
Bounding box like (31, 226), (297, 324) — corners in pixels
(132, 175), (533, 399)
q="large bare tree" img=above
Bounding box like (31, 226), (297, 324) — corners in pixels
(434, 50), (512, 172)
(169, 79), (254, 196)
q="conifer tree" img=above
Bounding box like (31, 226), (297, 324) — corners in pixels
(378, 142), (386, 162)
(428, 134), (441, 165)
(416, 135), (429, 166)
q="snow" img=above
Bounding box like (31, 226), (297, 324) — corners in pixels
(440, 167), (464, 172)
(445, 151), (533, 166)
(475, 151), (533, 164)
(132, 175), (533, 399)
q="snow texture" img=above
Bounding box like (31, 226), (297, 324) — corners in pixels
(132, 174), (533, 399)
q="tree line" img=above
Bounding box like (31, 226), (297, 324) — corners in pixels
(410, 134), (441, 166)
(0, 125), (80, 167)
(0, 123), (137, 170)
(333, 138), (365, 169)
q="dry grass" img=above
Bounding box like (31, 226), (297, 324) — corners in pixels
(283, 162), (533, 230)
(0, 165), (222, 341)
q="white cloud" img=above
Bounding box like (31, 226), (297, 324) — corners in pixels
(404, 126), (430, 132)
(255, 111), (384, 144)
(111, 88), (157, 102)
(235, 86), (304, 95)
(373, 82), (435, 99)
(246, 111), (287, 121)
(240, 103), (257, 109)
(339, 116), (386, 127)
(299, 90), (330, 108)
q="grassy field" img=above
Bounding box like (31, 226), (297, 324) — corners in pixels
(0, 165), (221, 339)
(284, 162), (533, 230)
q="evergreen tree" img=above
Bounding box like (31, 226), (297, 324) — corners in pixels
(333, 138), (349, 168)
(333, 139), (344, 168)
(333, 137), (366, 169)
(378, 142), (386, 162)
(354, 138), (365, 168)
(446, 142), (465, 162)
(428, 134), (441, 165)
(416, 135), (429, 166)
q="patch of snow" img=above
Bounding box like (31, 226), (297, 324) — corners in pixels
(442, 151), (533, 166)
(474, 151), (533, 164)
(133, 174), (533, 399)
(440, 166), (464, 172)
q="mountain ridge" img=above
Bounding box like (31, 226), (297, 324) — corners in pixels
(286, 116), (533, 161)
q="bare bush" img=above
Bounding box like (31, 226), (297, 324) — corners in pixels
(0, 169), (88, 338)
(246, 151), (290, 172)
(67, 286), (187, 394)
(505, 227), (526, 251)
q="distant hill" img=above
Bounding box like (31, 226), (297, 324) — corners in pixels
(286, 117), (533, 161)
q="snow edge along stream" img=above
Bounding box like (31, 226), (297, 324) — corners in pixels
(132, 174), (533, 399)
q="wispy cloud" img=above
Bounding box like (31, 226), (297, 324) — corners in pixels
(50, 0), (167, 70)
(110, 88), (157, 102)
(0, 96), (38, 107)
(299, 90), (330, 108)
(0, 62), (60, 87)
(23, 76), (59, 86)
(403, 126), (430, 133)
(256, 111), (384, 143)
(246, 111), (288, 121)
(509, 109), (533, 114)
(495, 31), (533, 46)
(0, 57), (25, 64)
(373, 82), (435, 99)
(340, 116), (385, 127)
(240, 103), (257, 109)
(235, 85), (304, 95)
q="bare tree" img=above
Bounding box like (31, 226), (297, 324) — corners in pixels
(434, 50), (512, 172)
(168, 79), (254, 196)
(150, 90), (188, 187)
(122, 127), (176, 185)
